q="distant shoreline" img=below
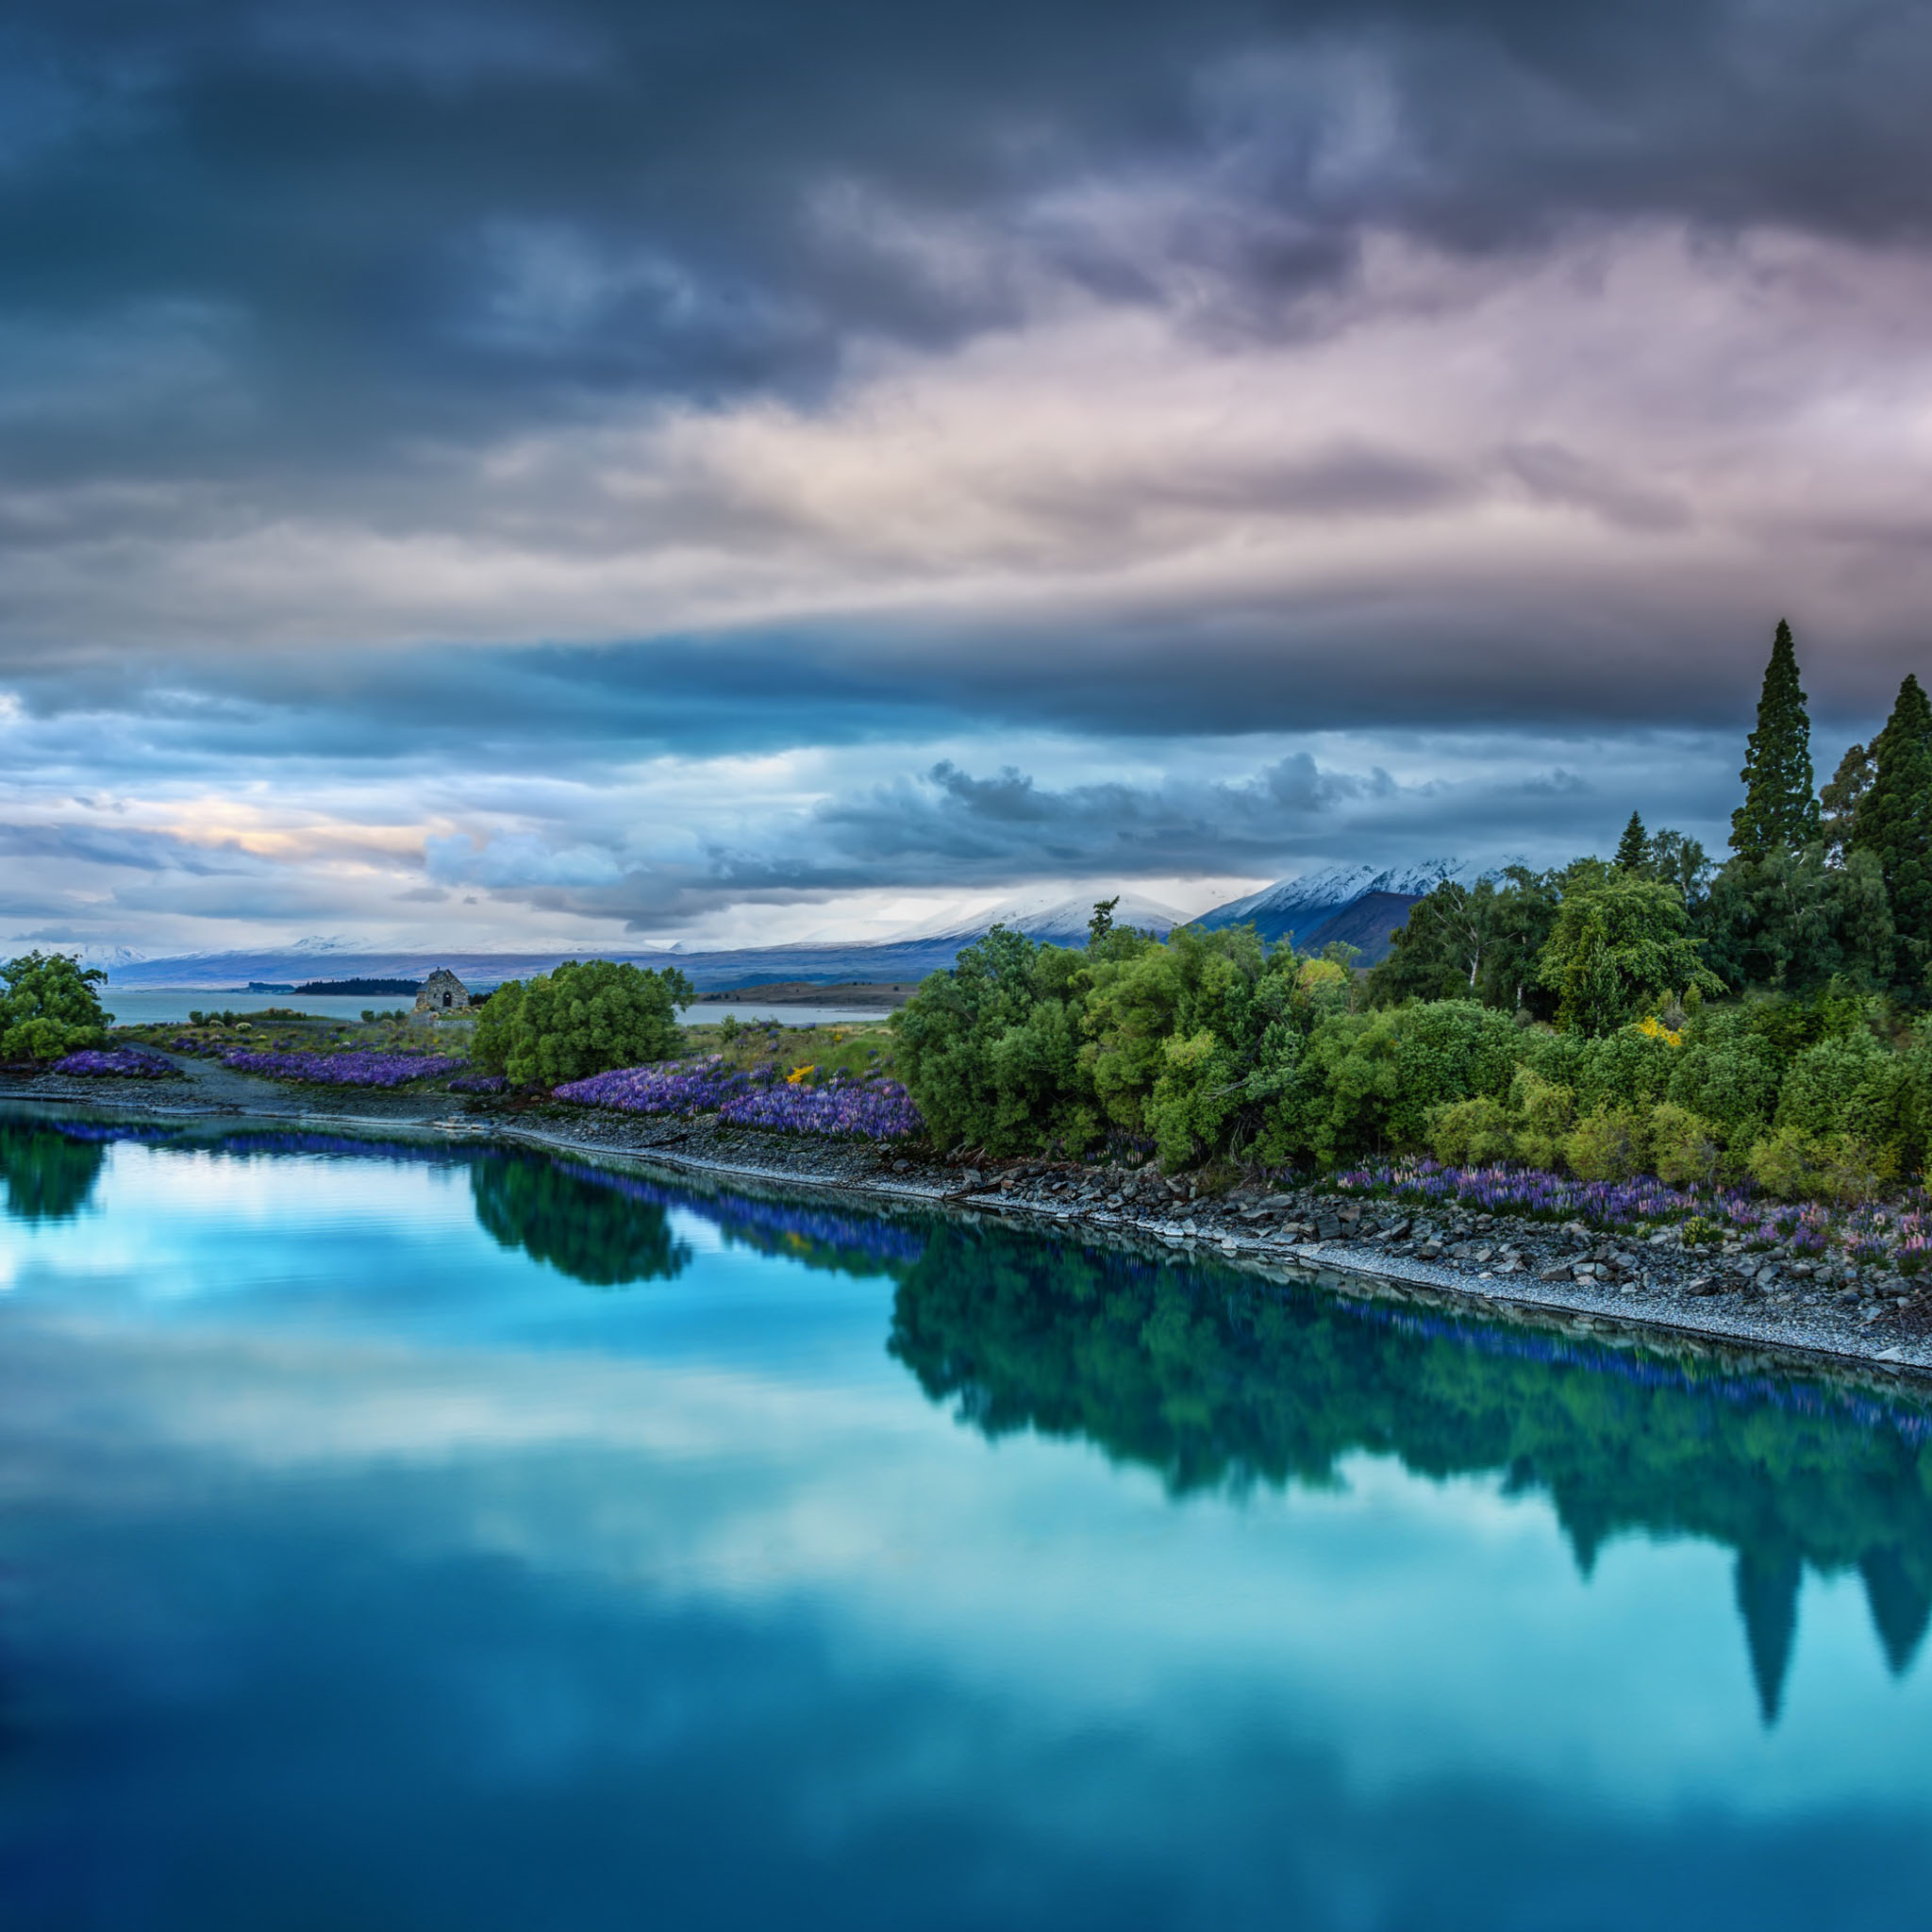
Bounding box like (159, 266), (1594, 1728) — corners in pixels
(690, 981), (917, 1008)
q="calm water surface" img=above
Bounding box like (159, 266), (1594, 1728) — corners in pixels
(4, 1107), (1931, 1929)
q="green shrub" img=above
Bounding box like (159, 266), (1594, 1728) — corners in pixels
(1146, 1027), (1239, 1170)
(1507, 1067), (1575, 1169)
(1749, 1126), (1890, 1206)
(1665, 1015), (1781, 1149)
(1426, 1096), (1514, 1165)
(1647, 1102), (1723, 1187)
(1563, 1103), (1647, 1181)
(1386, 1001), (1524, 1147)
(892, 929), (1107, 1154)
(473, 958), (694, 1088)
(1774, 1032), (1912, 1168)
(1812, 1134), (1894, 1205)
(1746, 1126), (1814, 1201)
(0, 951), (110, 1061)
(1269, 1009), (1402, 1166)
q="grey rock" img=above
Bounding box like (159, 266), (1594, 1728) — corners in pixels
(1538, 1260), (1573, 1282)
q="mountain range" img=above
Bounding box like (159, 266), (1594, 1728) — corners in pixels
(1191, 861), (1451, 962)
(89, 871), (1444, 991)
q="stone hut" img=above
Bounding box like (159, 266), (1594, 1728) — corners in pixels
(414, 967), (471, 1014)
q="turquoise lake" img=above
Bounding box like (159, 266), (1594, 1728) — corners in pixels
(4, 1106), (1932, 1928)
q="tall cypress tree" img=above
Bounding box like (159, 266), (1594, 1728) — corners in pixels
(1614, 810), (1647, 871)
(1730, 620), (1823, 858)
(1851, 673), (1932, 984)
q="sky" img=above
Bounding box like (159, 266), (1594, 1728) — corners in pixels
(5, 0), (1932, 958)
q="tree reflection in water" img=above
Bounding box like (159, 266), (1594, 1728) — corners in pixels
(470, 1153), (694, 1288)
(890, 1221), (1932, 1724)
(0, 1115), (173, 1224)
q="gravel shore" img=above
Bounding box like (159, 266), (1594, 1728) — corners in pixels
(8, 1056), (1930, 1388)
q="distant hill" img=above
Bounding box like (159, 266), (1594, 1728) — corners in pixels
(1191, 862), (1452, 964)
(1294, 891), (1428, 964)
(94, 876), (1453, 991)
(98, 893), (1189, 994)
(293, 976), (423, 997)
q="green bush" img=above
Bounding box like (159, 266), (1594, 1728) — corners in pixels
(472, 958), (694, 1088)
(1426, 1096), (1515, 1165)
(1647, 1102), (1724, 1187)
(1774, 1032), (1913, 1168)
(1385, 1001), (1524, 1147)
(0, 951), (110, 1060)
(1664, 1015), (1782, 1149)
(1746, 1126), (1815, 1201)
(892, 928), (1108, 1154)
(1507, 1067), (1574, 1169)
(1563, 1103), (1648, 1182)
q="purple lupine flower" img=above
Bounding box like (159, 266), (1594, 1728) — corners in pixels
(52, 1047), (180, 1078)
(555, 1055), (924, 1141)
(1307, 1153), (1921, 1263)
(220, 1048), (469, 1088)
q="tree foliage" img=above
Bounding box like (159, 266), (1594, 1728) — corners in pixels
(881, 620), (1932, 1197)
(1536, 870), (1721, 1036)
(1614, 810), (1647, 871)
(0, 951), (110, 1061)
(1851, 673), (1932, 991)
(1731, 618), (1822, 859)
(472, 958), (693, 1087)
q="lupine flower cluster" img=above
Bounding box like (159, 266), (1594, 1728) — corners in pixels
(1326, 1156), (1932, 1270)
(51, 1047), (180, 1078)
(447, 1074), (508, 1092)
(555, 1055), (924, 1141)
(219, 1048), (468, 1088)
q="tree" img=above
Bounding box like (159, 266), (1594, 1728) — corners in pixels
(1731, 620), (1823, 859)
(472, 958), (693, 1087)
(1645, 828), (1712, 903)
(0, 951), (111, 1060)
(1087, 896), (1120, 947)
(1822, 741), (1875, 864)
(1615, 810), (1648, 871)
(1367, 877), (1492, 1004)
(1538, 874), (1723, 1035)
(891, 927), (1100, 1154)
(1851, 674), (1932, 991)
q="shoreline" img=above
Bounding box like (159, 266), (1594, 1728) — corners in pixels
(7, 1064), (1931, 1394)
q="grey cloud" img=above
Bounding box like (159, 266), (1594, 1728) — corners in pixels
(0, 821), (257, 876)
(433, 737), (1736, 932)
(1500, 442), (1692, 535)
(5, 0), (1932, 495)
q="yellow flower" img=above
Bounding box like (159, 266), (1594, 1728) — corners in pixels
(1637, 1014), (1683, 1047)
(787, 1063), (815, 1084)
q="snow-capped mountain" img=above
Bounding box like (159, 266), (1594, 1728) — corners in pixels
(896, 890), (1187, 946)
(52, 942), (150, 970)
(1193, 861), (1457, 952)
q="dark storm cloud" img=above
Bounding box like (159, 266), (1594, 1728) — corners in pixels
(6, 0), (1930, 950)
(6, 0), (1932, 479)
